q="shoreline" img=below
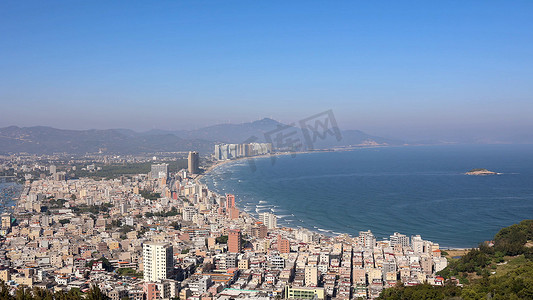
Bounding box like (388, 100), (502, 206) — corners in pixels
(0, 181), (23, 213)
(196, 150), (474, 250)
(196, 151), (343, 238)
(195, 150), (324, 184)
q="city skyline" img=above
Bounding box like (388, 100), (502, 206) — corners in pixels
(1, 1), (532, 142)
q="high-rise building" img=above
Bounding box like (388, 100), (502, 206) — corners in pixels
(1, 214), (11, 229)
(411, 235), (424, 253)
(228, 207), (239, 220)
(214, 143), (272, 160)
(305, 266), (318, 287)
(182, 207), (197, 222)
(278, 234), (290, 253)
(226, 194), (235, 209)
(151, 164), (169, 179)
(252, 224), (268, 239)
(49, 165), (57, 174)
(143, 242), (173, 282)
(228, 229), (241, 253)
(279, 239), (290, 253)
(188, 151), (199, 174)
(390, 232), (410, 248)
(358, 230), (376, 249)
(260, 212), (277, 229)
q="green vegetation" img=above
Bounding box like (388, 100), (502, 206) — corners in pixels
(106, 219), (122, 230)
(72, 203), (113, 215)
(379, 220), (533, 300)
(493, 219), (533, 256)
(85, 257), (114, 272)
(0, 281), (110, 300)
(72, 160), (187, 179)
(216, 235), (228, 244)
(116, 267), (143, 278)
(73, 162), (152, 179)
(58, 218), (71, 225)
(144, 207), (180, 218)
(140, 190), (161, 200)
(170, 221), (181, 230)
(47, 198), (67, 208)
(379, 283), (461, 300)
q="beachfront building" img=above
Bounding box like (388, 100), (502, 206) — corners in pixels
(214, 143), (272, 160)
(390, 232), (410, 248)
(1, 154), (449, 300)
(188, 151), (199, 174)
(260, 212), (277, 229)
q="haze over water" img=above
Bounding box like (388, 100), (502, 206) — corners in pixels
(203, 144), (533, 248)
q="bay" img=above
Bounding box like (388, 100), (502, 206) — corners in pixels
(203, 144), (533, 248)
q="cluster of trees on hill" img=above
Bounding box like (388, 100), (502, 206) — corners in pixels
(379, 220), (533, 299)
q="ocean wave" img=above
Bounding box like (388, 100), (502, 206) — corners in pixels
(270, 208), (285, 212)
(276, 214), (291, 218)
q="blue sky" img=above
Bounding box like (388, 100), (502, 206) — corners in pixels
(1, 1), (532, 141)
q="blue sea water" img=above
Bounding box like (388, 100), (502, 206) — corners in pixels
(0, 181), (21, 212)
(202, 144), (533, 248)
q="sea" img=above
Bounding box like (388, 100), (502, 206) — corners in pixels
(0, 180), (22, 212)
(202, 144), (533, 248)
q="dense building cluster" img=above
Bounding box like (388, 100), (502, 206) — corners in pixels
(214, 143), (272, 161)
(0, 155), (447, 299)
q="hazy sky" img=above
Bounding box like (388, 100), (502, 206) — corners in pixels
(1, 1), (532, 142)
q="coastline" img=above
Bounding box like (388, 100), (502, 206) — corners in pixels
(197, 148), (483, 251)
(195, 150), (324, 184)
(196, 150), (339, 237)
(0, 181), (23, 213)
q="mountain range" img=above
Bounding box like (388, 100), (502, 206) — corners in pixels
(0, 118), (404, 155)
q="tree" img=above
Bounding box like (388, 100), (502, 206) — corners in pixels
(15, 286), (32, 300)
(86, 285), (110, 300)
(0, 280), (13, 300)
(31, 287), (54, 300)
(216, 235), (228, 244)
(170, 221), (181, 230)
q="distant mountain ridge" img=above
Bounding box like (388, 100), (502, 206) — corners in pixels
(0, 118), (403, 155)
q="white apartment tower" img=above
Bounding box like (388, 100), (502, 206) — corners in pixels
(390, 232), (410, 248)
(358, 230), (376, 249)
(411, 235), (425, 254)
(305, 266), (318, 287)
(260, 212), (277, 229)
(143, 242), (173, 282)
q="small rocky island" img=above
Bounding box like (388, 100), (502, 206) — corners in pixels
(465, 168), (498, 176)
